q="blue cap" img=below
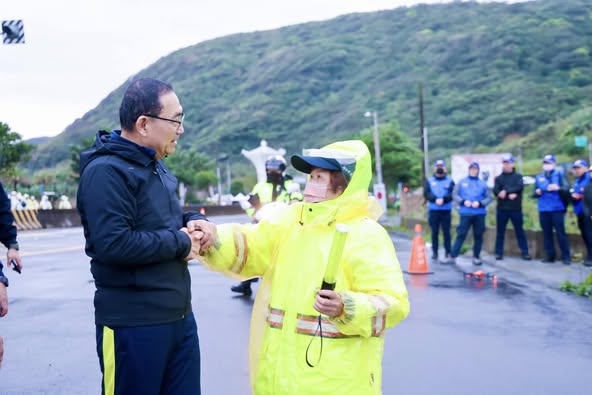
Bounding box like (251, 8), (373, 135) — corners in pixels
(291, 155), (341, 173)
(572, 159), (588, 168)
(543, 154), (556, 163)
(501, 153), (514, 163)
(434, 159), (446, 167)
(469, 162), (480, 170)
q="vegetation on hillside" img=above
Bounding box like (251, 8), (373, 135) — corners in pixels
(2, 0), (589, 201)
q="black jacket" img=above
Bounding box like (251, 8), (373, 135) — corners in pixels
(0, 181), (18, 251)
(492, 169), (524, 211)
(77, 130), (206, 327)
(583, 181), (592, 217)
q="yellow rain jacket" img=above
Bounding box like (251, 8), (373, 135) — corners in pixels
(202, 140), (409, 395)
(246, 179), (299, 219)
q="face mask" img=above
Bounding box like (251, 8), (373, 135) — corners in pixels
(266, 172), (283, 184)
(542, 164), (554, 172)
(303, 182), (330, 203)
(435, 168), (445, 175)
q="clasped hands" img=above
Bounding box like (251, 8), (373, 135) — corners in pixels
(180, 220), (218, 261)
(497, 190), (517, 200)
(463, 200), (481, 208)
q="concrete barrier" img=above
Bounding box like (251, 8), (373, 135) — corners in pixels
(22, 205), (245, 230)
(400, 216), (587, 260)
(11, 209), (42, 231)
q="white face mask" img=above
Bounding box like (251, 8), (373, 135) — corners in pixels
(542, 163), (554, 172)
(303, 182), (330, 203)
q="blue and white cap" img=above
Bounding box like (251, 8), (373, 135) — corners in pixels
(543, 154), (556, 163)
(501, 153), (514, 163)
(572, 159), (588, 168)
(434, 159), (446, 167)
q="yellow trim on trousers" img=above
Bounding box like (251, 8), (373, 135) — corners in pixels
(102, 326), (115, 395)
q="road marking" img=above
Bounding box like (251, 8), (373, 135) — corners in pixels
(19, 245), (85, 257)
(17, 228), (83, 239)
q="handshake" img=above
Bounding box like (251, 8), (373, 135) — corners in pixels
(179, 219), (218, 261)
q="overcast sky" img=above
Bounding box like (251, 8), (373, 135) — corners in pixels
(0, 0), (517, 140)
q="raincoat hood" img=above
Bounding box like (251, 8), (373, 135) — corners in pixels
(292, 140), (382, 225)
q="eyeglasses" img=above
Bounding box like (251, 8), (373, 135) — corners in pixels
(144, 113), (185, 131)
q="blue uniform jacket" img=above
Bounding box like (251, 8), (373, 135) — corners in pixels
(572, 172), (590, 215)
(533, 170), (567, 212)
(453, 176), (491, 216)
(424, 175), (454, 211)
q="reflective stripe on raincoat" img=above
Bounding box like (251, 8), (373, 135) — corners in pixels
(201, 140), (410, 395)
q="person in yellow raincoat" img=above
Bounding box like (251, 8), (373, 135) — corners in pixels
(201, 140), (409, 394)
(231, 155), (302, 295)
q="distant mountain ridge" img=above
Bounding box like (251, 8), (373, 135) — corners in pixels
(25, 136), (50, 146)
(29, 0), (592, 169)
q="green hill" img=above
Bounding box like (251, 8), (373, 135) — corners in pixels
(29, 0), (592, 170)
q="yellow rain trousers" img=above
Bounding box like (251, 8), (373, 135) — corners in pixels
(202, 140), (410, 394)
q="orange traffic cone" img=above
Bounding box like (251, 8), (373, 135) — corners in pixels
(200, 207), (206, 215)
(404, 224), (433, 274)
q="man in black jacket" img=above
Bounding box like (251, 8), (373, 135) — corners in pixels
(0, 180), (23, 368)
(77, 78), (216, 395)
(492, 154), (531, 260)
(581, 165), (592, 267)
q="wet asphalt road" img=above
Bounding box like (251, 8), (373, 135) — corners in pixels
(1, 213), (591, 394)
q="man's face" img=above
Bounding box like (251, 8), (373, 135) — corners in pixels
(573, 166), (587, 177)
(266, 169), (283, 184)
(144, 91), (184, 159)
(502, 161), (513, 173)
(434, 165), (446, 176)
(469, 166), (479, 177)
(543, 162), (555, 171)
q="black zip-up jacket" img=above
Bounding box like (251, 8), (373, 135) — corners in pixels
(492, 169), (524, 211)
(77, 130), (206, 327)
(583, 181), (592, 217)
(0, 181), (18, 252)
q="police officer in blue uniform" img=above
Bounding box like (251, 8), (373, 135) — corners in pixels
(533, 154), (571, 265)
(423, 159), (455, 261)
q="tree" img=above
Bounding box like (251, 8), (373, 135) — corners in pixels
(163, 150), (216, 189)
(0, 122), (35, 178)
(69, 136), (95, 182)
(359, 120), (423, 190)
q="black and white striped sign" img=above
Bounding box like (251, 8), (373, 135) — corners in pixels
(2, 20), (25, 44)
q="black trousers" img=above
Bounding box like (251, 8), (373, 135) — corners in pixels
(428, 210), (451, 257)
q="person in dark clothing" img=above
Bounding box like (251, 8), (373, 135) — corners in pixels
(0, 180), (23, 368)
(532, 154), (571, 265)
(0, 180), (22, 317)
(580, 165), (592, 267)
(571, 159), (592, 266)
(423, 159), (455, 261)
(77, 78), (217, 395)
(492, 154), (531, 261)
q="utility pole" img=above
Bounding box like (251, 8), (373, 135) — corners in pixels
(364, 111), (386, 214)
(419, 83), (426, 185)
(371, 111), (383, 185)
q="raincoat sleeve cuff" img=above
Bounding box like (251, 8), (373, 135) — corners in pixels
(328, 290), (409, 338)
